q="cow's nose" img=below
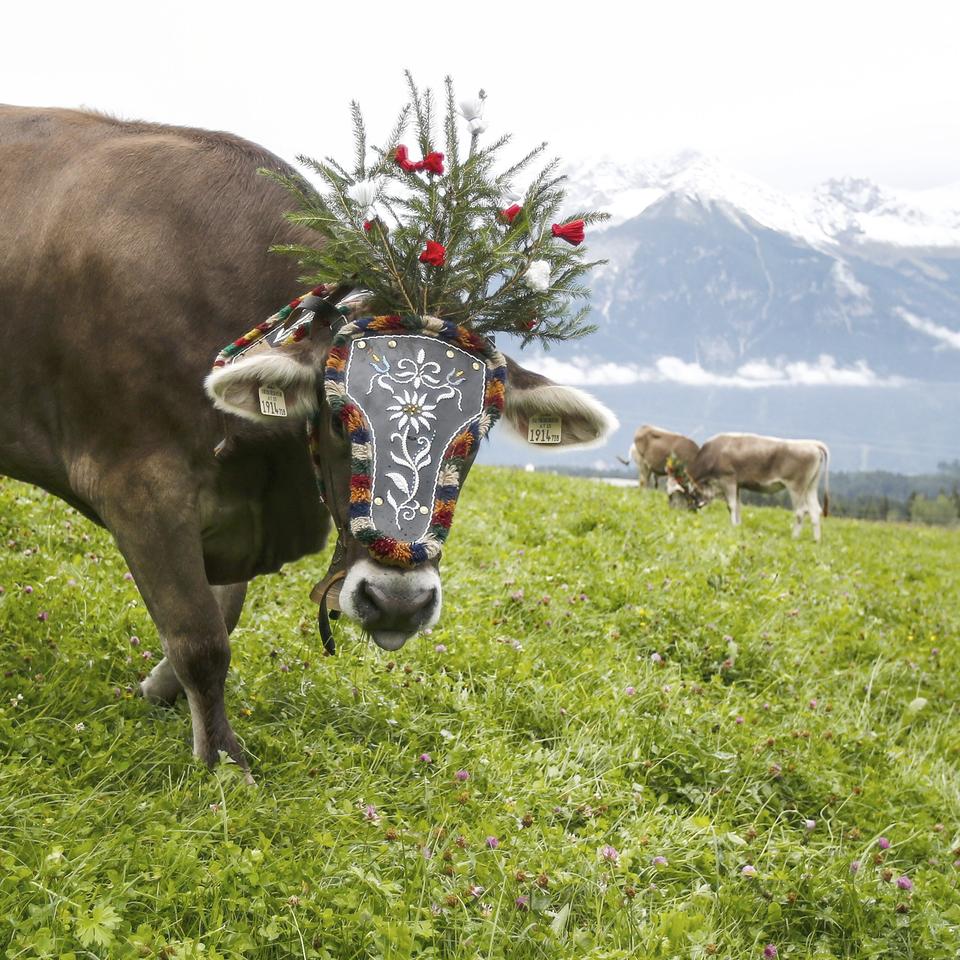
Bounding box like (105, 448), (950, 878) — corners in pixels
(359, 580), (436, 622)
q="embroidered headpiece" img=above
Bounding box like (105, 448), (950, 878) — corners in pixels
(325, 314), (505, 566)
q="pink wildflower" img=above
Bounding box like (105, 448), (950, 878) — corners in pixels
(419, 753), (432, 764)
(651, 855), (668, 867)
(625, 686), (636, 697)
(763, 946), (778, 959)
(601, 845), (620, 863)
(878, 837), (891, 850)
(850, 860), (861, 874)
(485, 836), (499, 849)
(454, 769), (470, 782)
(37, 611), (49, 622)
(434, 643), (447, 653)
(896, 875), (913, 891)
(515, 895), (529, 911)
(741, 864), (757, 877)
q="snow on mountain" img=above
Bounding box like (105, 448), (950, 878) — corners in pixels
(564, 153), (960, 249)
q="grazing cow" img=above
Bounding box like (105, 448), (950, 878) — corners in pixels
(671, 433), (830, 540)
(0, 105), (615, 771)
(618, 424), (699, 489)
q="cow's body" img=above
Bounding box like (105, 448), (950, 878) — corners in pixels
(620, 425), (699, 488)
(0, 105), (338, 769)
(0, 106), (614, 771)
(685, 433), (829, 540)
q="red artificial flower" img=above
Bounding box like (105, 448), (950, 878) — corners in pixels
(419, 240), (446, 267)
(394, 144), (419, 173)
(551, 219), (586, 246)
(363, 220), (373, 232)
(501, 204), (522, 224)
(420, 151), (445, 176)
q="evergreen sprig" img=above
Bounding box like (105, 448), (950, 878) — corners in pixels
(263, 73), (608, 347)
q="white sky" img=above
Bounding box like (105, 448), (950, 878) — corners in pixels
(4, 0), (958, 194)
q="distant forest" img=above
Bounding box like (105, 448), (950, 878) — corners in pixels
(551, 460), (960, 526)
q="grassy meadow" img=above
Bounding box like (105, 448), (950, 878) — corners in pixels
(1, 467), (958, 959)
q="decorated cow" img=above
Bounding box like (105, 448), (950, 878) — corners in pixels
(0, 79), (615, 774)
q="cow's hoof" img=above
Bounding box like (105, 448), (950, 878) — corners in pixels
(139, 674), (184, 706)
(139, 657), (185, 705)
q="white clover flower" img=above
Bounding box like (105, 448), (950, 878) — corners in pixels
(74, 722), (85, 732)
(458, 97), (484, 122)
(523, 260), (551, 293)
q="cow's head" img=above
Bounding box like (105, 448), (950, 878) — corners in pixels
(205, 309), (616, 650)
(665, 455), (707, 510)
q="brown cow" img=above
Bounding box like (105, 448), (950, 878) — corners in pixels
(617, 424), (699, 488)
(670, 433), (830, 540)
(0, 105), (616, 772)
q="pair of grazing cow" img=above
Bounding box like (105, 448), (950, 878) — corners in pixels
(0, 105), (616, 773)
(621, 425), (830, 541)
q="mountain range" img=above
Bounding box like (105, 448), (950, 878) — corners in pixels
(486, 153), (960, 474)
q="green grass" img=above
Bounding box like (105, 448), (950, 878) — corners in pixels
(1, 467), (958, 959)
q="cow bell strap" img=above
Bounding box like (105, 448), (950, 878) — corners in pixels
(310, 568), (346, 656)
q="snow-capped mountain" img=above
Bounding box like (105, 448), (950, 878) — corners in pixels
(487, 153), (960, 473)
(564, 152), (960, 248)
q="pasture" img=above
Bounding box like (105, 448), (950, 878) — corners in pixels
(1, 468), (958, 959)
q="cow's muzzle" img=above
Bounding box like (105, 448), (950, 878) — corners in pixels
(339, 558), (442, 650)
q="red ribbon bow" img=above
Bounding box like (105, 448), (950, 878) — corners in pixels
(420, 151), (445, 176)
(501, 204), (522, 224)
(551, 219), (586, 246)
(419, 240), (446, 267)
(394, 145), (445, 176)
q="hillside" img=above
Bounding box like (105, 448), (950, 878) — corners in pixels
(1, 469), (959, 958)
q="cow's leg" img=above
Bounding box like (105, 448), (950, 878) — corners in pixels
(788, 488), (805, 539)
(807, 490), (823, 542)
(141, 582), (248, 704)
(638, 462), (651, 488)
(721, 481), (740, 525)
(101, 479), (248, 771)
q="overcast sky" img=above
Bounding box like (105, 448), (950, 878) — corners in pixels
(4, 1), (958, 194)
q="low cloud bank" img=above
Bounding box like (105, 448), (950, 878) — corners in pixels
(898, 308), (960, 351)
(525, 353), (902, 389)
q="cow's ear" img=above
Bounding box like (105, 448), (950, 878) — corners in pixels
(204, 340), (321, 423)
(502, 355), (618, 448)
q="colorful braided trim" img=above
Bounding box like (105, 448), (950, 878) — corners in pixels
(325, 315), (507, 567)
(212, 285), (334, 368)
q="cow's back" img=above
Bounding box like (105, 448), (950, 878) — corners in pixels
(635, 425), (699, 472)
(693, 433), (822, 487)
(0, 106), (307, 514)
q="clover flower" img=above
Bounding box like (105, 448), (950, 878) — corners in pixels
(363, 804), (380, 823)
(850, 860), (861, 874)
(601, 845), (620, 864)
(485, 836), (499, 849)
(763, 946), (778, 959)
(419, 753), (432, 764)
(652, 855), (668, 867)
(625, 686), (636, 697)
(741, 864), (757, 878)
(877, 837), (891, 850)
(434, 643), (447, 653)
(454, 769), (470, 782)
(515, 895), (529, 911)
(804, 819), (816, 831)
(896, 875), (913, 891)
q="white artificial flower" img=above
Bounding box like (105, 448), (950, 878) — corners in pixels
(346, 179), (380, 214)
(458, 97), (484, 122)
(468, 118), (488, 135)
(523, 260), (551, 293)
